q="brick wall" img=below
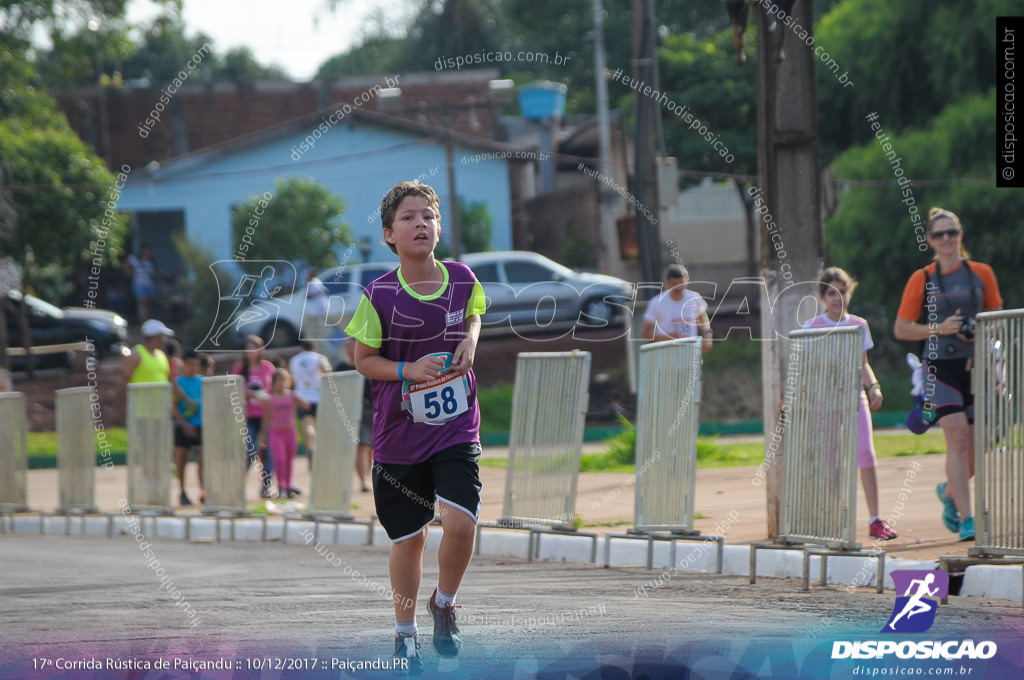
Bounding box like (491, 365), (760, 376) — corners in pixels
(54, 72), (502, 169)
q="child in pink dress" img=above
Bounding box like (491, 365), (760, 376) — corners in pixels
(259, 368), (309, 499)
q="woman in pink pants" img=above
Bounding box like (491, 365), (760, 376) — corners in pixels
(260, 368), (309, 499)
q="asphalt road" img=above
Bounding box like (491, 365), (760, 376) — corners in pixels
(1, 535), (1022, 679)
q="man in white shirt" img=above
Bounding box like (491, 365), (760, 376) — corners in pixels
(288, 340), (331, 467)
(642, 265), (713, 353)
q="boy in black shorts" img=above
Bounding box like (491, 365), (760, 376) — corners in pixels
(346, 181), (486, 671)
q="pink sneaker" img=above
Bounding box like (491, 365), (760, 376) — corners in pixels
(869, 518), (898, 541)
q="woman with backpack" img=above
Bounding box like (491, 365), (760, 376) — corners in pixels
(893, 208), (1003, 542)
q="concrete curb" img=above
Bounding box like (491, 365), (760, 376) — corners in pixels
(9, 513), (1020, 604)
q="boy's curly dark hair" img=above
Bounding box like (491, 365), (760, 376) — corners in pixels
(379, 181), (441, 254)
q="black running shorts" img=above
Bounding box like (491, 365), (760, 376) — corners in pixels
(922, 357), (974, 423)
(372, 442), (482, 542)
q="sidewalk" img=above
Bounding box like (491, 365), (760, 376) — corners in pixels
(19, 446), (971, 562)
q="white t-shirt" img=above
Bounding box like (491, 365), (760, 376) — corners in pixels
(127, 254), (155, 288)
(802, 313), (873, 352)
(288, 350), (329, 403)
(304, 277), (329, 317)
(644, 288), (708, 339)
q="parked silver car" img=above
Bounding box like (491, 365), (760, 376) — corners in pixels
(462, 251), (633, 334)
(231, 262), (395, 348)
(231, 251), (632, 347)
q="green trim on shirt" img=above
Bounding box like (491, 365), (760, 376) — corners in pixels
(397, 261), (449, 301)
(345, 294), (383, 348)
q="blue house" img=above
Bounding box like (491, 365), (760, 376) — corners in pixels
(118, 106), (526, 275)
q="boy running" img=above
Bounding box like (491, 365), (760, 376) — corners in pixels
(345, 181), (486, 671)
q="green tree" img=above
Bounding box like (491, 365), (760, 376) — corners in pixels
(434, 196), (493, 258)
(214, 46), (289, 86)
(458, 197), (493, 254)
(230, 177), (351, 270)
(1, 0), (134, 52)
(826, 89), (1023, 351)
(36, 11), (287, 88)
(119, 14), (217, 83)
(173, 234), (226, 347)
(0, 17), (129, 374)
(316, 34), (407, 80)
(658, 28), (757, 175)
(36, 22), (137, 86)
(815, 0), (1012, 162)
(0, 100), (125, 275)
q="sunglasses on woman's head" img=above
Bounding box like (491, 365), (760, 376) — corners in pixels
(930, 228), (961, 240)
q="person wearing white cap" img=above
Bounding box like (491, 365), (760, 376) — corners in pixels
(122, 318), (192, 410)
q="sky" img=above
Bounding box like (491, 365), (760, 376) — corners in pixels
(126, 0), (410, 80)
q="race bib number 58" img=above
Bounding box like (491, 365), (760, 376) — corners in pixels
(407, 371), (470, 424)
(401, 353), (470, 426)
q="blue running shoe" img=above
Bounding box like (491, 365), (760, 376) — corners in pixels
(959, 516), (975, 542)
(393, 633), (424, 675)
(936, 482), (959, 533)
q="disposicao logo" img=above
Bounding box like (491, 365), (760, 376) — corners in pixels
(831, 570), (997, 661)
(883, 569), (948, 633)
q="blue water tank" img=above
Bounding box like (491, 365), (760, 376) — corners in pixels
(518, 81), (567, 120)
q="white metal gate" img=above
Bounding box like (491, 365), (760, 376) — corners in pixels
(634, 337), (703, 531)
(778, 325), (862, 549)
(973, 309), (1024, 556)
(126, 382), (172, 512)
(0, 392), (28, 511)
(308, 370), (363, 517)
(202, 376), (248, 514)
(56, 387), (97, 513)
(502, 351), (591, 529)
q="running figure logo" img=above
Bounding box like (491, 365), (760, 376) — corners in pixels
(197, 260), (294, 351)
(882, 570), (949, 634)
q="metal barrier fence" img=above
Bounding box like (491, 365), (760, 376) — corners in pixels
(282, 370), (374, 545)
(202, 376), (248, 514)
(0, 392), (28, 511)
(56, 387), (96, 513)
(777, 325), (862, 549)
(308, 370), (362, 517)
(634, 337), (703, 531)
(126, 382), (172, 512)
(501, 351), (591, 529)
(604, 337), (724, 571)
(973, 308), (1024, 557)
(750, 325), (883, 591)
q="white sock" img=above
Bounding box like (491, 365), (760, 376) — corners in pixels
(395, 621), (417, 637)
(869, 516), (880, 524)
(434, 587), (456, 608)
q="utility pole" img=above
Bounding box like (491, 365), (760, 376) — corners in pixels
(755, 0), (825, 537)
(593, 0), (620, 277)
(445, 128), (462, 262)
(631, 0), (663, 288)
